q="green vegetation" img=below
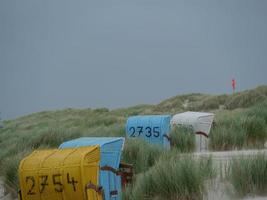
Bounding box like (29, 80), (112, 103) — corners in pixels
(170, 126), (195, 152)
(210, 101), (267, 150)
(123, 153), (214, 200)
(0, 85), (266, 199)
(209, 114), (247, 150)
(0, 109), (127, 187)
(227, 154), (267, 196)
(122, 139), (163, 173)
(225, 85), (267, 110)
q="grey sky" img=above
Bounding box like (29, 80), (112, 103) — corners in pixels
(1, 0), (267, 120)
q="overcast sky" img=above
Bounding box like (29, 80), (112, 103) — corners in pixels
(1, 0), (267, 120)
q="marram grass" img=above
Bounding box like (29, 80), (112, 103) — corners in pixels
(123, 153), (215, 200)
(227, 154), (267, 196)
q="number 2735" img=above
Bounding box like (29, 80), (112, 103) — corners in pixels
(129, 126), (160, 138)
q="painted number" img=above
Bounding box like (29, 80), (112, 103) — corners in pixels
(53, 174), (63, 192)
(129, 127), (135, 137)
(137, 126), (143, 136)
(39, 175), (48, 193)
(26, 176), (35, 195)
(25, 173), (79, 195)
(153, 127), (160, 137)
(145, 127), (152, 137)
(67, 173), (78, 191)
(129, 126), (161, 138)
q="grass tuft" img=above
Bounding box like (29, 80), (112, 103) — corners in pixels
(123, 154), (215, 200)
(0, 149), (31, 188)
(122, 139), (163, 174)
(209, 116), (247, 150)
(170, 126), (195, 152)
(227, 154), (267, 196)
(210, 101), (267, 150)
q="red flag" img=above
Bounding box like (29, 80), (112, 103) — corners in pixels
(232, 78), (236, 92)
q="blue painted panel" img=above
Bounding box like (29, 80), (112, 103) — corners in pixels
(126, 115), (171, 149)
(59, 137), (124, 200)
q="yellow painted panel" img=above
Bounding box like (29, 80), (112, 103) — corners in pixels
(18, 146), (102, 200)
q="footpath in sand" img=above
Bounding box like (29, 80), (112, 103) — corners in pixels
(195, 149), (267, 200)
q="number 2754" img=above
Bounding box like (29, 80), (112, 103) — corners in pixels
(25, 173), (78, 195)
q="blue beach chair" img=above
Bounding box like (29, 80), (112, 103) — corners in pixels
(59, 137), (132, 200)
(126, 115), (171, 149)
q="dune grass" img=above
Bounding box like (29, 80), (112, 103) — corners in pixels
(209, 116), (247, 150)
(243, 101), (267, 145)
(122, 127), (197, 176)
(123, 153), (215, 200)
(122, 139), (163, 174)
(209, 101), (267, 150)
(169, 126), (195, 152)
(225, 86), (267, 110)
(0, 85), (266, 194)
(227, 154), (267, 197)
